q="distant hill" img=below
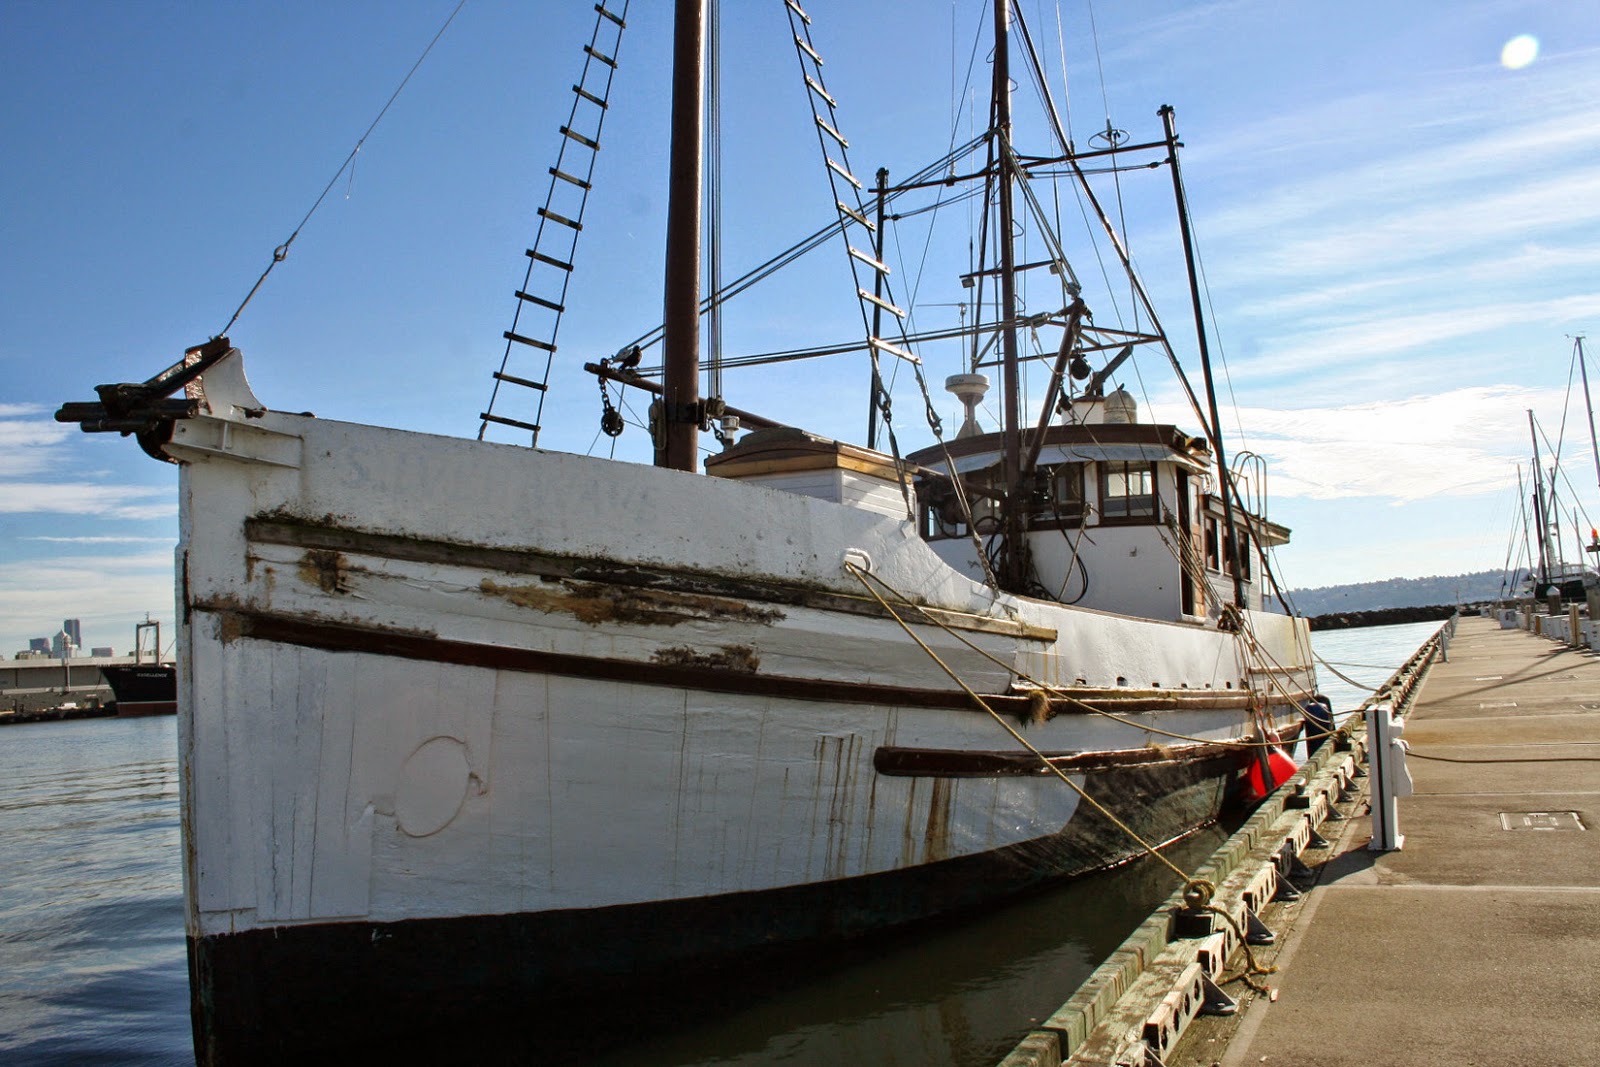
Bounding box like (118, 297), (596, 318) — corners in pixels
(1285, 569), (1524, 617)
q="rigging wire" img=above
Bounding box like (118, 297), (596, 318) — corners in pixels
(1534, 416), (1598, 548)
(1052, 0), (1073, 146)
(1077, 0), (1138, 329)
(216, 0), (470, 338)
(1084, 0), (1113, 135)
(1188, 218), (1251, 449)
(616, 138), (987, 359)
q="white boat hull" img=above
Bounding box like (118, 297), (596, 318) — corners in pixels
(165, 357), (1314, 1060)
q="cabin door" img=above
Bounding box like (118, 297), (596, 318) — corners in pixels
(1176, 470), (1199, 617)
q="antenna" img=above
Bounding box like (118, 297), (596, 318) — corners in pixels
(945, 374), (990, 438)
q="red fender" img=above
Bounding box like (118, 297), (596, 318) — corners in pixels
(1243, 746), (1300, 802)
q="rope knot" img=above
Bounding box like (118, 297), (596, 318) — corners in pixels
(1182, 878), (1216, 909)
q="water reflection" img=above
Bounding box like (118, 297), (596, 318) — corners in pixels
(580, 827), (1228, 1067)
(0, 717), (188, 1067)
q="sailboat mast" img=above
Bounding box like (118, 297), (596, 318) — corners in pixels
(993, 0), (1028, 592)
(658, 0), (706, 472)
(1577, 337), (1600, 504)
(1529, 409), (1551, 592)
(1515, 464), (1531, 595)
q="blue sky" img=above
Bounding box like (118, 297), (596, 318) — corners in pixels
(3, 0), (1598, 655)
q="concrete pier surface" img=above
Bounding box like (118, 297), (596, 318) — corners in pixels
(1176, 614), (1600, 1067)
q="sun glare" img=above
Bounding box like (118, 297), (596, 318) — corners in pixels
(1501, 34), (1539, 70)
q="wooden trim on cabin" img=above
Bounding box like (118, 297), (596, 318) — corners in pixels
(703, 453), (909, 482)
(906, 422), (1206, 465)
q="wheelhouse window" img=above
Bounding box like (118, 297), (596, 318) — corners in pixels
(1225, 531), (1254, 580)
(1099, 461), (1156, 522)
(920, 485), (969, 541)
(1030, 462), (1086, 526)
(1204, 517), (1221, 571)
(919, 467), (1001, 541)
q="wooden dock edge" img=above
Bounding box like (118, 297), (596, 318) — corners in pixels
(995, 620), (1452, 1067)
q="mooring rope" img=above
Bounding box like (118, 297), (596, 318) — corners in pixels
(1407, 749), (1600, 765)
(844, 560), (1281, 989)
(849, 563), (1308, 752)
(845, 561), (1194, 881)
(1313, 651), (1381, 692)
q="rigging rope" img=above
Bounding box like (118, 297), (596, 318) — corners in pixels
(849, 562), (1319, 750)
(216, 0), (469, 338)
(844, 561), (1194, 880)
(844, 558), (1289, 990)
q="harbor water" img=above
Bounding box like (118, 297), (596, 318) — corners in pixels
(0, 621), (1441, 1065)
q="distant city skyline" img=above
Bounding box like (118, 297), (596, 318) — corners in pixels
(14, 615), (153, 660)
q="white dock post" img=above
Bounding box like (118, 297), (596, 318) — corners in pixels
(1367, 701), (1412, 851)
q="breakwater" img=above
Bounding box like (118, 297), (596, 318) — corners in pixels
(1307, 602), (1457, 630)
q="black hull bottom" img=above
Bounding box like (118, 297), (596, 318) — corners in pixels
(189, 752), (1245, 1065)
(115, 699), (176, 717)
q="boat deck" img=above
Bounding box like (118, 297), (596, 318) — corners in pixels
(1171, 613), (1600, 1066)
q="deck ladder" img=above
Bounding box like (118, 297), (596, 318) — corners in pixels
(480, 2), (631, 445)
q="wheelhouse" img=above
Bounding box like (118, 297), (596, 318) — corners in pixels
(907, 392), (1286, 623)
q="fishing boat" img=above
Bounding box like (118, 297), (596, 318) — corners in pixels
(59, 2), (1317, 1061)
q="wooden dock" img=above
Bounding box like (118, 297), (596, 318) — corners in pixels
(1171, 613), (1600, 1066)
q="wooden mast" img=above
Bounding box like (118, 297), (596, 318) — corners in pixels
(658, 0), (705, 471)
(993, 0), (1029, 593)
(1160, 105), (1246, 608)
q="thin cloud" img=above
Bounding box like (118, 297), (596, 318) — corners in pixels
(23, 535), (176, 544)
(0, 482), (176, 520)
(0, 411), (72, 477)
(1205, 102), (1600, 242)
(1230, 385), (1564, 503)
(1239, 242), (1600, 319)
(1236, 169), (1600, 282)
(1225, 292), (1600, 382)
